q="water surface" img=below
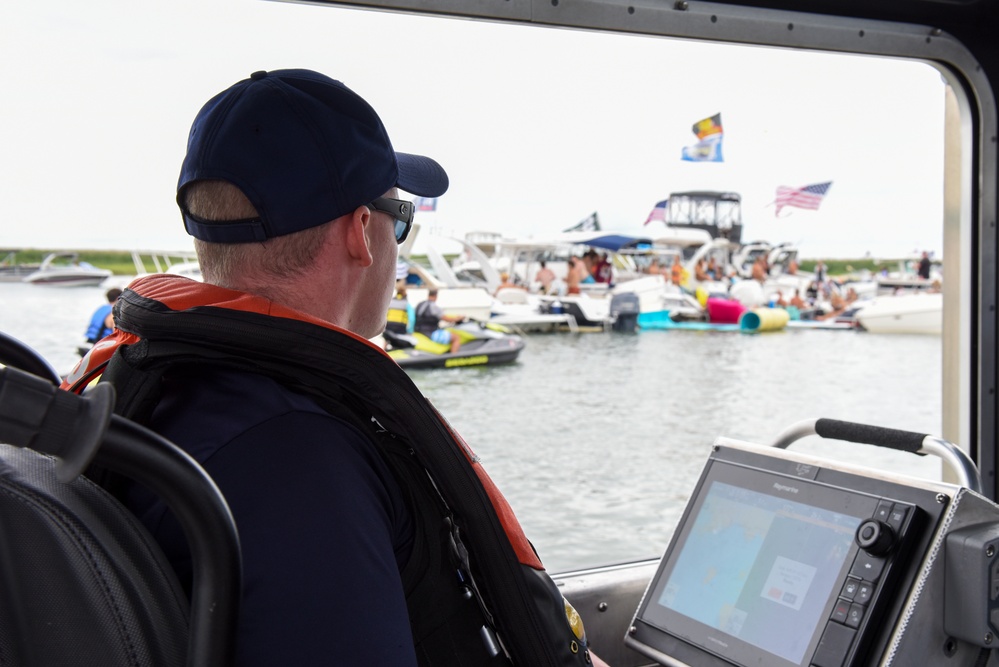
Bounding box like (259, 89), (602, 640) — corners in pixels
(0, 281), (943, 571)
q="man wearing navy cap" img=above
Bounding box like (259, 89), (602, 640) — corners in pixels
(86, 69), (608, 667)
(176, 69), (448, 336)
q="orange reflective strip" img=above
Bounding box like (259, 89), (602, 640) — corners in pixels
(438, 412), (544, 570)
(60, 330), (141, 393)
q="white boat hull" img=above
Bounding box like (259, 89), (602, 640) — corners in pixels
(855, 292), (942, 335)
(23, 269), (112, 287)
(404, 286), (495, 321)
(22, 252), (113, 288)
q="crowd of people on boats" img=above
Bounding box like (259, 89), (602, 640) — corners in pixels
(385, 239), (943, 336)
(562, 250), (613, 294)
(480, 249), (616, 296)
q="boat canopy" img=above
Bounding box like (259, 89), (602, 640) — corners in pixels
(558, 232), (653, 252)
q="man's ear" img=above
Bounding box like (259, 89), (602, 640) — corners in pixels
(343, 206), (374, 267)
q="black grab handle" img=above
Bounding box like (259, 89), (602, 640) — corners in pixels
(814, 418), (927, 455)
(0, 331), (61, 386)
(770, 417), (981, 492)
(0, 367), (114, 481)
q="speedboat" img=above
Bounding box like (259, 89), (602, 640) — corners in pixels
(22, 253), (112, 287)
(489, 287), (581, 333)
(384, 320), (526, 369)
(855, 291), (943, 335)
(537, 292), (610, 330)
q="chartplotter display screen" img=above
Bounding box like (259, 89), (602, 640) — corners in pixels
(636, 460), (874, 667)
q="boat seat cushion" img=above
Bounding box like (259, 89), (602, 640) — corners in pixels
(0, 444), (189, 667)
(496, 288), (529, 304)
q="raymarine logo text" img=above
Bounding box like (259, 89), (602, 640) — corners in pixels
(772, 483), (799, 494)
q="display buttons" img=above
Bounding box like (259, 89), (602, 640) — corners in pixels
(846, 603), (865, 629)
(856, 582), (873, 605)
(887, 505), (909, 533)
(832, 599), (850, 623)
(874, 500), (893, 522)
(840, 578), (860, 601)
(812, 621), (857, 667)
(850, 551), (886, 582)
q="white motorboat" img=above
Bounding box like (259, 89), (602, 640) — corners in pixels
(22, 253), (112, 287)
(855, 291), (942, 335)
(489, 287), (580, 333)
(875, 255), (943, 294)
(130, 250), (202, 281)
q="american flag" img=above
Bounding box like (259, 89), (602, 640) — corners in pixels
(644, 199), (669, 225)
(414, 196), (438, 212)
(774, 181), (832, 216)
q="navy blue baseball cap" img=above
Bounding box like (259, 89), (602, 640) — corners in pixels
(177, 69), (449, 243)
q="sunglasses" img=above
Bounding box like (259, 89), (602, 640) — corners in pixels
(368, 197), (415, 244)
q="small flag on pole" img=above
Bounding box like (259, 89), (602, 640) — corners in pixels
(563, 212), (601, 232)
(681, 113), (724, 162)
(414, 197), (438, 212)
(644, 200), (669, 225)
(774, 181), (832, 216)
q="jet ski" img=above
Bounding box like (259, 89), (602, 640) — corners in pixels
(384, 320), (525, 369)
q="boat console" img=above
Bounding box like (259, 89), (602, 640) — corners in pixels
(625, 419), (999, 667)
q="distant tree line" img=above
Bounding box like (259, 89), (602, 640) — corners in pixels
(2, 248), (901, 278)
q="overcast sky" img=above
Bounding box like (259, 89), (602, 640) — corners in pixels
(2, 0), (946, 259)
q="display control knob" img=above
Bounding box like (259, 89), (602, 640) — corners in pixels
(856, 519), (896, 556)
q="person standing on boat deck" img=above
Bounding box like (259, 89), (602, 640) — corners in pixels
(84, 287), (122, 343)
(593, 252), (613, 284)
(695, 258), (710, 282)
(415, 288), (465, 352)
(670, 258), (684, 286)
(534, 260), (556, 293)
(80, 69), (608, 667)
(566, 256), (585, 294)
(751, 256), (767, 284)
(815, 259), (827, 283)
(918, 251), (932, 279)
(706, 257), (721, 281)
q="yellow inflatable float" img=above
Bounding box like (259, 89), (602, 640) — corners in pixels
(739, 307), (790, 332)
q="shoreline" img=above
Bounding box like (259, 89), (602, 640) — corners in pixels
(3, 247), (913, 279)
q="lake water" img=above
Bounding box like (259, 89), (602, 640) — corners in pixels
(0, 280), (944, 572)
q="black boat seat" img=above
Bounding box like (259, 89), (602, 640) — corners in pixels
(0, 444), (189, 667)
(0, 331), (241, 667)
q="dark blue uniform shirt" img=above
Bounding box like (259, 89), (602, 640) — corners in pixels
(125, 367), (417, 666)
